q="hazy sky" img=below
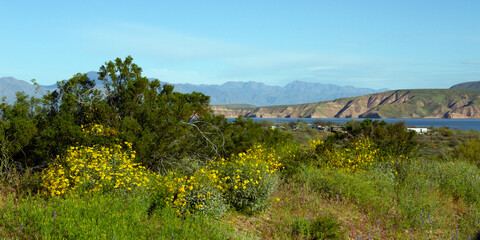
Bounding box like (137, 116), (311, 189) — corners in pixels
(1, 0), (479, 89)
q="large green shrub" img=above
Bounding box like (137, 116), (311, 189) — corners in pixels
(454, 138), (480, 167)
(330, 119), (418, 158)
(0, 56), (289, 181)
(212, 144), (282, 213)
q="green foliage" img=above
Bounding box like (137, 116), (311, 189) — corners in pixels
(315, 138), (387, 173)
(424, 160), (480, 203)
(291, 154), (480, 237)
(222, 116), (292, 156)
(330, 119), (418, 158)
(211, 144), (282, 213)
(150, 170), (227, 218)
(95, 56), (214, 170)
(0, 57), (218, 175)
(392, 159), (441, 226)
(33, 73), (103, 165)
(0, 56), (289, 179)
(294, 165), (396, 212)
(291, 214), (345, 240)
(276, 141), (312, 178)
(454, 138), (480, 167)
(182, 170), (228, 217)
(0, 92), (40, 176)
(149, 144), (282, 217)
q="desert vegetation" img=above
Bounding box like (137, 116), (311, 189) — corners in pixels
(1, 57), (480, 239)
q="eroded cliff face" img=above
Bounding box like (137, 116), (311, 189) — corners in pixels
(212, 90), (480, 119)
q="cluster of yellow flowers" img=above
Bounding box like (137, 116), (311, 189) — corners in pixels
(81, 124), (118, 137)
(153, 168), (225, 216)
(41, 143), (152, 196)
(308, 138), (324, 150)
(316, 138), (380, 173)
(155, 144), (282, 216)
(211, 144), (282, 211)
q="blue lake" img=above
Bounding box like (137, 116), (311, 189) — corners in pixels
(229, 118), (480, 131)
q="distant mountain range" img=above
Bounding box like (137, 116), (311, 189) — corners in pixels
(0, 72), (388, 106)
(173, 80), (389, 106)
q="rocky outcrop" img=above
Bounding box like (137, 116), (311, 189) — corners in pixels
(212, 89), (480, 119)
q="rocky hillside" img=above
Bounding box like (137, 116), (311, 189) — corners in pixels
(212, 89), (480, 119)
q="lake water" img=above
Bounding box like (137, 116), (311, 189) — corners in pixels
(229, 118), (480, 131)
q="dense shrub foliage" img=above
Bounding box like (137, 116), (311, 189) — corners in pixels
(330, 119), (418, 158)
(151, 169), (227, 217)
(0, 56), (287, 175)
(211, 144), (282, 212)
(454, 138), (480, 167)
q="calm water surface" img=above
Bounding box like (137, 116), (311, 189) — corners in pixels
(231, 118), (480, 131)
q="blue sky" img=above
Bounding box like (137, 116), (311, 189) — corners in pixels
(1, 0), (479, 89)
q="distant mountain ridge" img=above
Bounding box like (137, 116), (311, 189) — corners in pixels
(0, 77), (51, 102)
(450, 81), (480, 90)
(0, 72), (388, 106)
(212, 89), (480, 119)
(173, 80), (388, 106)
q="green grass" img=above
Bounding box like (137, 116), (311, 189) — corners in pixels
(0, 191), (238, 239)
(280, 158), (480, 239)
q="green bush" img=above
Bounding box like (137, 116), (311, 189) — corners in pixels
(294, 164), (396, 212)
(149, 169), (227, 218)
(454, 138), (480, 167)
(149, 144), (283, 217)
(212, 144), (281, 213)
(291, 214), (345, 240)
(276, 141), (313, 178)
(330, 119), (418, 158)
(222, 116), (292, 156)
